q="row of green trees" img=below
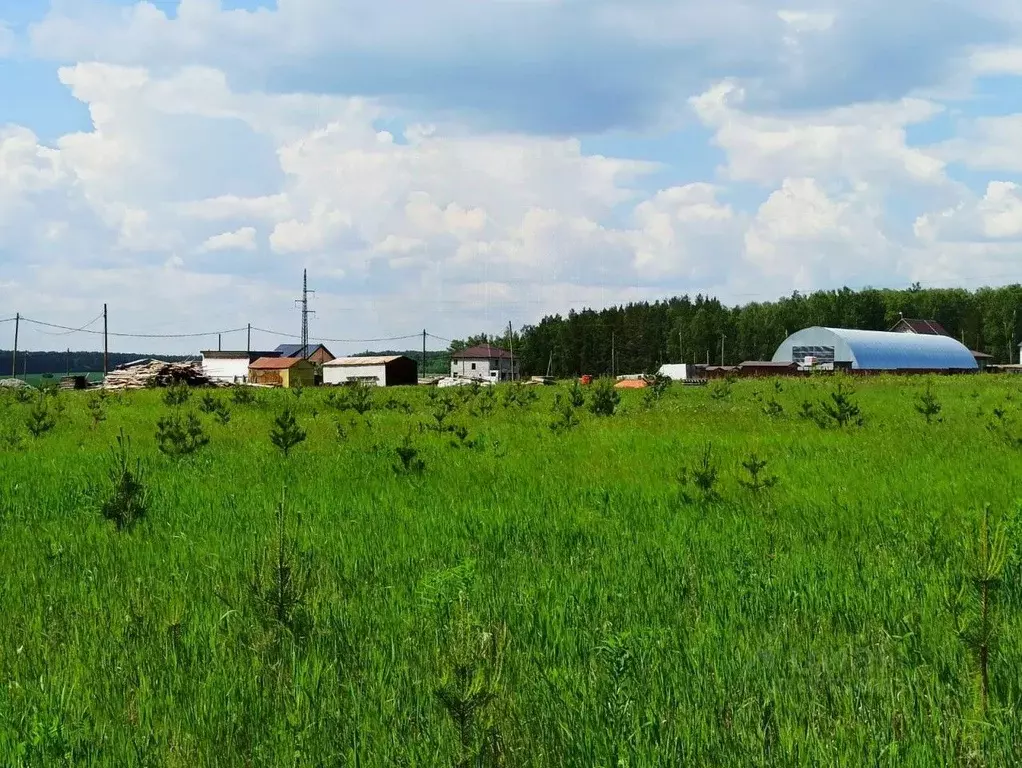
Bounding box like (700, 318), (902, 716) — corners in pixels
(455, 284), (1022, 377)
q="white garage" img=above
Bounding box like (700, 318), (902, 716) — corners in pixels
(322, 355), (419, 386)
(200, 351), (279, 383)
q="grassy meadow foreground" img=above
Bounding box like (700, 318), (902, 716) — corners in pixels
(0, 376), (1020, 766)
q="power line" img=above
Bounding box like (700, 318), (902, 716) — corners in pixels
(30, 311), (104, 337)
(20, 317), (250, 339)
(249, 326), (423, 344)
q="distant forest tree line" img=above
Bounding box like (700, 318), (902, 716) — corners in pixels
(453, 284), (1022, 377)
(6, 284), (1022, 378)
(0, 351), (191, 377)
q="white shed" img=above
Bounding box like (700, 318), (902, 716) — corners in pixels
(322, 355), (418, 387)
(658, 363), (698, 381)
(200, 351), (279, 383)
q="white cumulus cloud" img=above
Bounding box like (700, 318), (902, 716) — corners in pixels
(198, 226), (258, 253)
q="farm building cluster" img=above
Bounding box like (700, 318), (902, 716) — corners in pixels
(40, 317), (1009, 393)
(197, 344), (421, 389)
(653, 319), (992, 385)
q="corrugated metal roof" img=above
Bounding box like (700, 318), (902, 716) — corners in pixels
(451, 344), (513, 360)
(249, 357), (309, 370)
(273, 343), (333, 358)
(890, 318), (949, 336)
(202, 350), (279, 360)
(324, 355), (408, 366)
(773, 327), (978, 370)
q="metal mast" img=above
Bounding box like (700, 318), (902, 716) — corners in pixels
(294, 269), (316, 358)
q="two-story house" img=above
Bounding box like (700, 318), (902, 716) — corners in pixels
(451, 344), (518, 382)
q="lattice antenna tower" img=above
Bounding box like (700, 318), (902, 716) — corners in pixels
(294, 269), (316, 358)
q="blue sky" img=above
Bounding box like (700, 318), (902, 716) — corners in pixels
(2, 0), (1022, 353)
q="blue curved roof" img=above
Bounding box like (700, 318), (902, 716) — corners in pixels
(773, 327), (978, 370)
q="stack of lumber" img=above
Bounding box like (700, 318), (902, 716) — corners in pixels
(103, 359), (223, 390)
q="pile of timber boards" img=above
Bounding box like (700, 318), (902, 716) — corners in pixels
(103, 359), (224, 390)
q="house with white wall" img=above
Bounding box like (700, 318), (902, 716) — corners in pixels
(450, 344), (518, 382)
(200, 351), (279, 383)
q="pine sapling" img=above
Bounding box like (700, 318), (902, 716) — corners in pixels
(567, 380), (586, 408)
(163, 383), (191, 407)
(643, 373), (672, 407)
(914, 383), (943, 424)
(394, 434), (426, 475)
(959, 504), (1008, 719)
(348, 382), (373, 415)
(818, 380), (863, 428)
(550, 394), (580, 433)
(231, 386), (256, 405)
(101, 428), (148, 530)
(269, 405), (307, 458)
(26, 393), (56, 438)
(434, 598), (506, 768)
(679, 443), (719, 502)
(240, 488), (313, 646)
(588, 378), (620, 417)
(430, 394), (458, 432)
(87, 394), (107, 429)
(738, 453), (778, 493)
(155, 411), (209, 457)
(708, 379), (732, 401)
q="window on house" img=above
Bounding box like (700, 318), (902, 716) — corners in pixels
(471, 363), (476, 370)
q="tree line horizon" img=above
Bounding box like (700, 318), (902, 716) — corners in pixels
(6, 283), (1022, 377)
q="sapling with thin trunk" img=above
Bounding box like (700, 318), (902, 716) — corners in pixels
(87, 394), (107, 429)
(26, 393), (56, 438)
(156, 411), (209, 457)
(101, 428), (148, 530)
(738, 453), (778, 493)
(270, 405), (307, 458)
(959, 504), (1008, 719)
(914, 383), (943, 424)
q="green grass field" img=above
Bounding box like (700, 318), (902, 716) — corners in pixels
(0, 377), (1020, 766)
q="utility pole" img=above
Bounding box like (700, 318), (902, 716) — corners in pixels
(1005, 308), (1013, 364)
(720, 334), (726, 366)
(103, 304), (108, 377)
(66, 348), (70, 377)
(247, 323), (251, 356)
(612, 331), (616, 378)
(11, 312), (19, 378)
(678, 330), (683, 364)
(218, 333), (222, 352)
(294, 269), (316, 359)
(507, 321), (515, 382)
(422, 329), (427, 379)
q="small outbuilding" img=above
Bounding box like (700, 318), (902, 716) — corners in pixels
(248, 357), (316, 388)
(201, 350), (280, 383)
(773, 327), (978, 372)
(322, 355), (418, 387)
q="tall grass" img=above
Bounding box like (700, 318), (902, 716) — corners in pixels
(0, 376), (1019, 765)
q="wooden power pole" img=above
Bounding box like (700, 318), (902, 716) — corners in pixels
(11, 312), (19, 378)
(103, 304), (108, 376)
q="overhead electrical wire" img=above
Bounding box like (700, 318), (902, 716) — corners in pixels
(20, 317), (250, 339)
(29, 311), (105, 337)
